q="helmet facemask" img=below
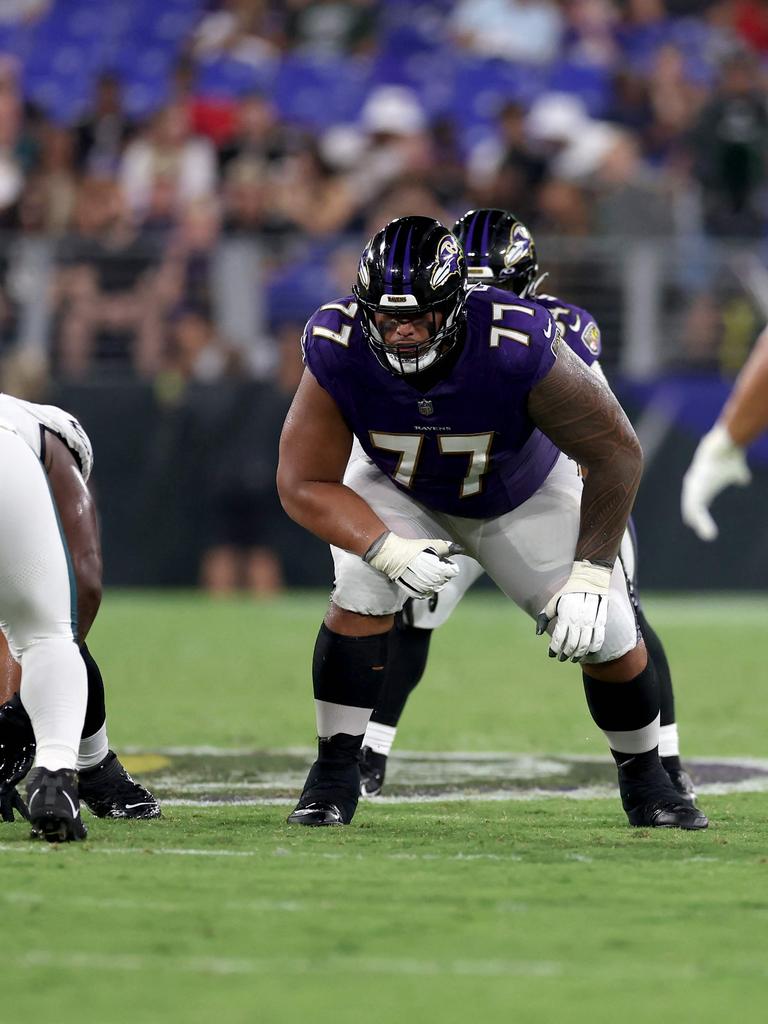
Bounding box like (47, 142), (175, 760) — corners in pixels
(357, 290), (466, 375)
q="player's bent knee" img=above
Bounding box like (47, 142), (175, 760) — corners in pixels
(583, 639), (647, 682)
(326, 602), (393, 636)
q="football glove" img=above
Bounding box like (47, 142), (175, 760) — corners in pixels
(681, 424), (751, 541)
(363, 531), (462, 598)
(536, 560), (612, 662)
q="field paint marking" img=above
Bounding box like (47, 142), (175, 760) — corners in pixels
(151, 774), (768, 807)
(13, 950), (561, 979)
(0, 843), (528, 863)
(123, 747), (768, 769)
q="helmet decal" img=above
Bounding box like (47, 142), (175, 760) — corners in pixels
(358, 253), (370, 290)
(431, 235), (462, 289)
(503, 223), (533, 271)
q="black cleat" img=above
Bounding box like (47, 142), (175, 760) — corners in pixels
(287, 734), (361, 827)
(27, 768), (87, 842)
(0, 696), (36, 822)
(359, 746), (387, 797)
(287, 801), (347, 826)
(618, 755), (708, 830)
(79, 751), (161, 819)
(665, 766), (697, 805)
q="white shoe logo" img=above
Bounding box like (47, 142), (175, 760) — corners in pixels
(62, 791), (79, 818)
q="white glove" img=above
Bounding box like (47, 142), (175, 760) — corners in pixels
(681, 423), (751, 541)
(536, 560), (612, 662)
(363, 531), (462, 598)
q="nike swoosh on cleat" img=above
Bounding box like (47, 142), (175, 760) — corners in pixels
(62, 791), (79, 818)
(124, 802), (153, 810)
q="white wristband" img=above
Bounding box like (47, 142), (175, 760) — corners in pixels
(563, 560), (613, 596)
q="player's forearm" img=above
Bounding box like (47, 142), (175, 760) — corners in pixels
(575, 455), (642, 564)
(278, 480), (389, 556)
(720, 326), (768, 446)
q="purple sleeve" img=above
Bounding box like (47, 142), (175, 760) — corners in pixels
(300, 298), (358, 396)
(529, 306), (559, 386)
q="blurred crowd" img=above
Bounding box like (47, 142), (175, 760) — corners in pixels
(0, 0), (763, 386)
(0, 0), (765, 592)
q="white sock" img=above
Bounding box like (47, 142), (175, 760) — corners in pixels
(20, 639), (87, 772)
(77, 722), (109, 770)
(602, 713), (660, 756)
(363, 720), (397, 756)
(658, 723), (680, 759)
(315, 699), (372, 737)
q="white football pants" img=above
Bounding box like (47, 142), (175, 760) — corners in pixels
(331, 452), (638, 664)
(0, 426), (87, 771)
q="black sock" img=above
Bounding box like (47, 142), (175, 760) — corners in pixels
(80, 642), (107, 739)
(636, 608), (675, 727)
(371, 621), (432, 728)
(312, 624), (390, 752)
(583, 657), (660, 756)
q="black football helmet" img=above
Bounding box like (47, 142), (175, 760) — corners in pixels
(452, 209), (539, 297)
(354, 216), (467, 375)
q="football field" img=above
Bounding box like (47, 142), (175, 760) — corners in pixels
(3, 590), (767, 1023)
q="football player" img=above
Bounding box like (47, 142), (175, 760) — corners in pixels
(0, 394), (160, 825)
(277, 215), (707, 830)
(359, 209), (694, 802)
(682, 322), (768, 539)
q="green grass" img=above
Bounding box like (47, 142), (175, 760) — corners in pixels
(3, 590), (768, 1023)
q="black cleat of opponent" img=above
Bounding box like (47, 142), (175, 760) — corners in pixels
(359, 746), (387, 797)
(287, 734), (361, 827)
(0, 696), (35, 822)
(79, 751), (161, 819)
(27, 768), (87, 842)
(662, 757), (697, 805)
(618, 754), (708, 830)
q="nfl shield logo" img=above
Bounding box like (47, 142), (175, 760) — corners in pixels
(418, 399), (433, 417)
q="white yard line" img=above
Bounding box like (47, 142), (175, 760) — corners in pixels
(11, 949), (562, 978)
(0, 843), (531, 863)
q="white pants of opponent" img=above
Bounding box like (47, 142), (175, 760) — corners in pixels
(332, 451), (639, 665)
(0, 424), (86, 771)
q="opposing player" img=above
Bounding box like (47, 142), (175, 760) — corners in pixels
(277, 215), (707, 831)
(0, 394), (160, 824)
(0, 411), (90, 840)
(360, 210), (694, 802)
(682, 322), (768, 539)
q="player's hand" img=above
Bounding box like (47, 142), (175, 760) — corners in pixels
(536, 560), (612, 662)
(681, 424), (751, 541)
(0, 784), (29, 823)
(363, 531), (463, 598)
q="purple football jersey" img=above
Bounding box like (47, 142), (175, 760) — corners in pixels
(534, 294), (602, 366)
(302, 285), (561, 518)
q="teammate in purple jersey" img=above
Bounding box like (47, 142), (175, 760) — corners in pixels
(278, 215), (707, 831)
(359, 209), (695, 804)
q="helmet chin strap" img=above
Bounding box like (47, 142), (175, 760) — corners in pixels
(526, 271), (548, 297)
